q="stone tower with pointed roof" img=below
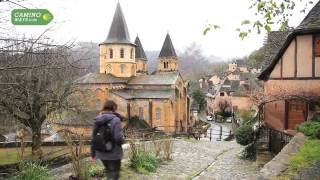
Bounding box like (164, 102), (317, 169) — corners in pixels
(99, 2), (136, 78)
(157, 33), (178, 72)
(135, 36), (148, 74)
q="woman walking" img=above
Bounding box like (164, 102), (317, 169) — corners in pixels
(91, 100), (124, 180)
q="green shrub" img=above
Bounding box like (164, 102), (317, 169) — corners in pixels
(235, 125), (255, 146)
(14, 162), (52, 180)
(130, 150), (160, 173)
(240, 142), (256, 160)
(297, 121), (320, 139)
(87, 163), (105, 178)
(288, 139), (320, 174)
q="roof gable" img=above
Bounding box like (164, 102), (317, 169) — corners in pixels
(258, 1), (320, 80)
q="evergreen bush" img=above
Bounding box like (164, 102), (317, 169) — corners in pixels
(235, 125), (255, 146)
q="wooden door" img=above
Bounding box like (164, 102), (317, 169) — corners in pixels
(287, 100), (307, 130)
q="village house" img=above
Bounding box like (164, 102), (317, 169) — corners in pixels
(206, 76), (255, 116)
(258, 1), (320, 152)
(53, 2), (191, 135)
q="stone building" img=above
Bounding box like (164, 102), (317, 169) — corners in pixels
(258, 1), (320, 152)
(72, 2), (191, 134)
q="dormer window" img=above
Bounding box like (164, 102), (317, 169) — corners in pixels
(120, 48), (124, 58)
(109, 48), (113, 59)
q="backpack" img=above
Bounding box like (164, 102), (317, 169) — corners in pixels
(92, 119), (114, 152)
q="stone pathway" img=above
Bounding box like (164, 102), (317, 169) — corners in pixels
(193, 145), (263, 180)
(120, 139), (263, 180)
(51, 139), (263, 180)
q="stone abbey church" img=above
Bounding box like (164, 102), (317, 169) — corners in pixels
(76, 3), (191, 133)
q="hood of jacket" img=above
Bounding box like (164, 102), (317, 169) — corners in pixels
(94, 113), (117, 126)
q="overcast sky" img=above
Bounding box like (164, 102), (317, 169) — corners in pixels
(2, 0), (312, 60)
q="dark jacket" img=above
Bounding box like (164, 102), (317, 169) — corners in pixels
(91, 112), (124, 160)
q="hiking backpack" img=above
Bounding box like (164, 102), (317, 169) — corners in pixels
(92, 120), (114, 152)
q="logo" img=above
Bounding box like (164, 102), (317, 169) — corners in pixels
(11, 9), (53, 25)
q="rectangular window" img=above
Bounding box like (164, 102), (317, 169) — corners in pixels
(315, 35), (320, 57)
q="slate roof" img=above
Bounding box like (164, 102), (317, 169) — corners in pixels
(259, 1), (320, 80)
(296, 1), (320, 31)
(102, 2), (133, 45)
(261, 31), (291, 71)
(76, 73), (129, 84)
(53, 111), (98, 126)
(112, 89), (175, 99)
(128, 72), (179, 85)
(134, 36), (147, 60)
(159, 33), (177, 58)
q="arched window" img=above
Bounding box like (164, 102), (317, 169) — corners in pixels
(109, 48), (113, 59)
(130, 48), (133, 59)
(156, 108), (161, 120)
(120, 64), (125, 74)
(139, 107), (144, 120)
(166, 62), (169, 69)
(120, 48), (124, 58)
(106, 64), (112, 74)
(164, 62), (167, 69)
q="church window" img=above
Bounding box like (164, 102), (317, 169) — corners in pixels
(130, 48), (133, 59)
(156, 108), (161, 120)
(139, 107), (144, 120)
(314, 35), (320, 57)
(109, 48), (113, 59)
(120, 64), (125, 74)
(120, 48), (124, 58)
(106, 64), (112, 74)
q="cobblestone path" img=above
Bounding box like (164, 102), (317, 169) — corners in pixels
(120, 139), (263, 180)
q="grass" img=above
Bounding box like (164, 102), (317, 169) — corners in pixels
(287, 139), (320, 174)
(12, 162), (53, 180)
(130, 150), (160, 173)
(0, 145), (90, 165)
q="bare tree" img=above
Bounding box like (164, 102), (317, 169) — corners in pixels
(0, 35), (87, 157)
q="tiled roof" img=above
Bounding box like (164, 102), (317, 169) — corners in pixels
(296, 1), (320, 31)
(112, 89), (175, 99)
(159, 33), (177, 58)
(102, 2), (133, 45)
(134, 36), (147, 60)
(128, 72), (179, 85)
(75, 73), (129, 84)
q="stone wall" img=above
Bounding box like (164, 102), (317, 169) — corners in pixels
(260, 133), (307, 178)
